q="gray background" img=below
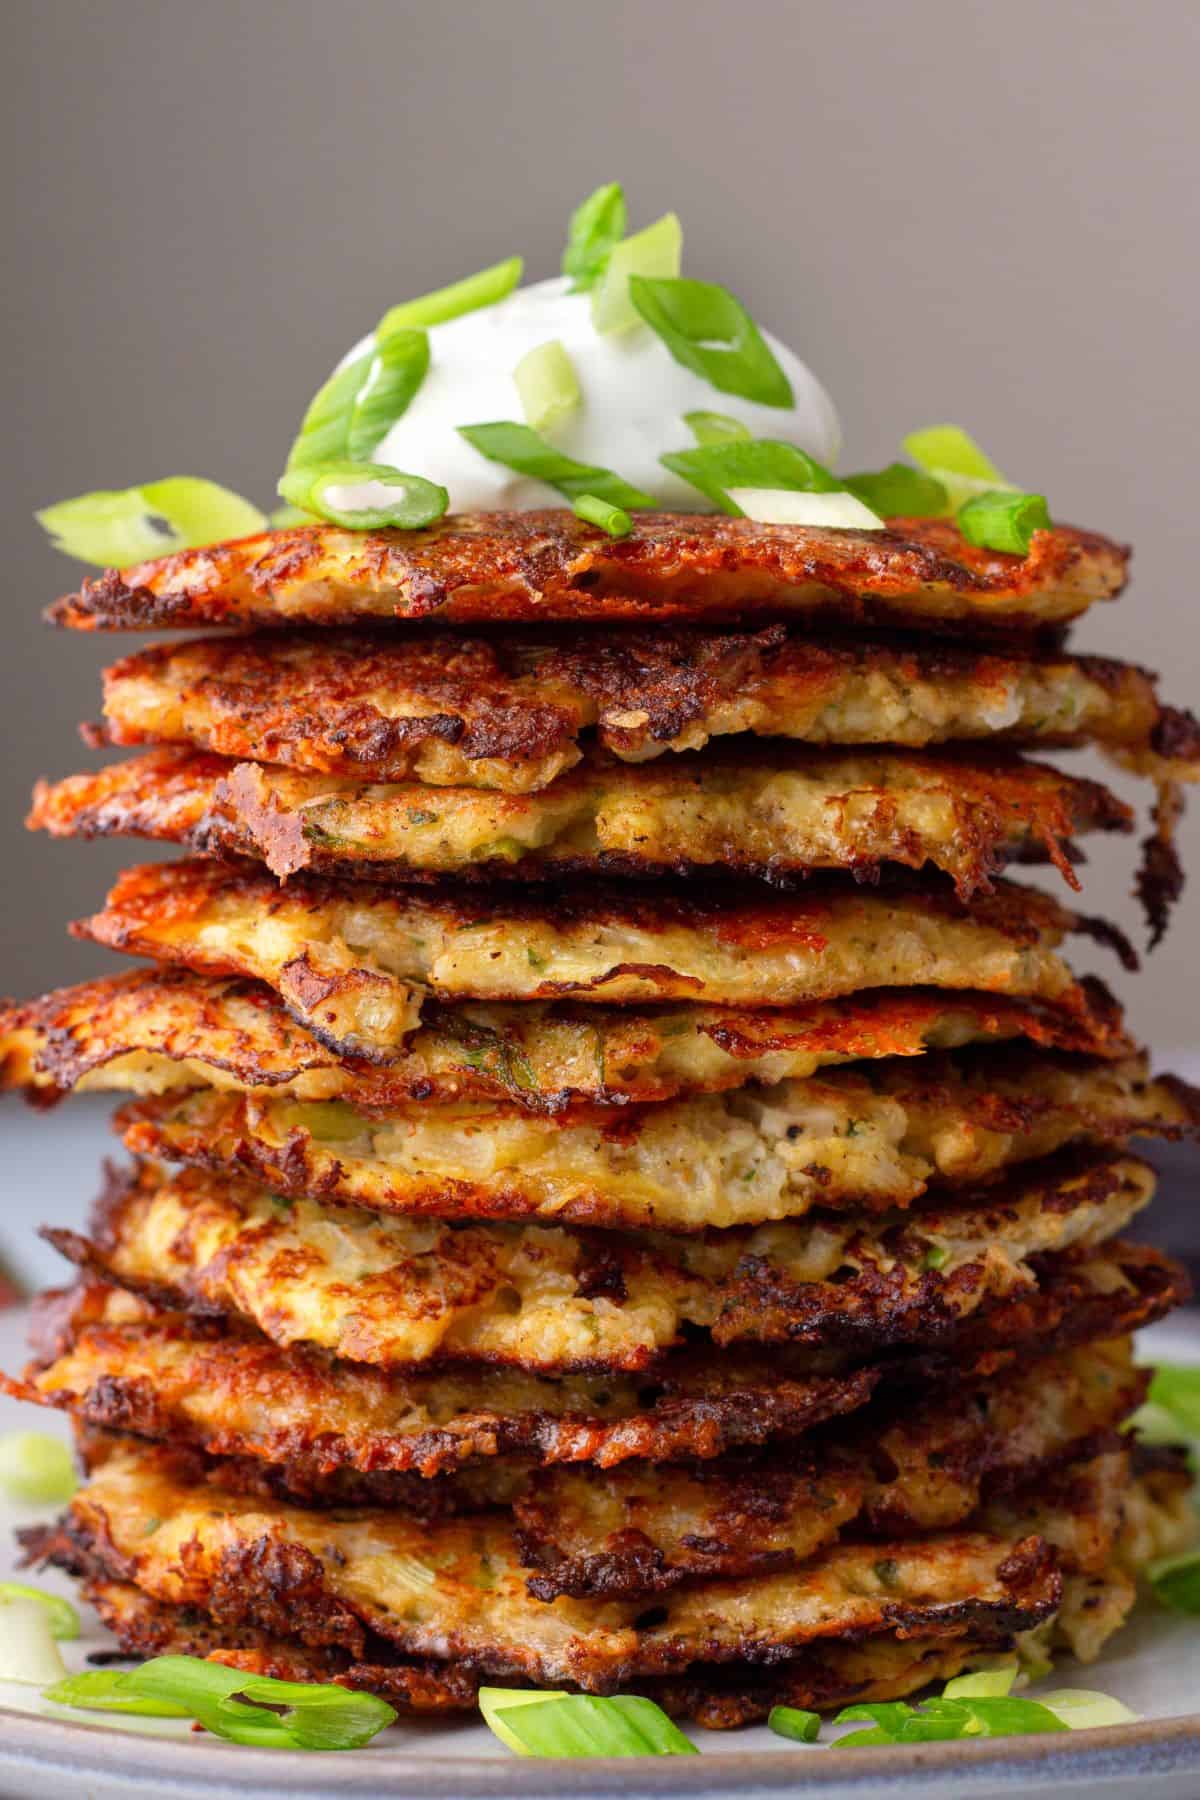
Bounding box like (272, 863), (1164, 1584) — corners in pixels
(2, 0), (1198, 1046)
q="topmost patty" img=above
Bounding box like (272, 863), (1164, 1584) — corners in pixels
(48, 512), (1128, 637)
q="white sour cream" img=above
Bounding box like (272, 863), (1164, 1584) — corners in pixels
(342, 275), (841, 513)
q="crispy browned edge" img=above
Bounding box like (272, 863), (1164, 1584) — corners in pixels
(48, 512), (1129, 634)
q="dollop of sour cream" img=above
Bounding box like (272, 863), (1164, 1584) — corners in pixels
(344, 275), (841, 513)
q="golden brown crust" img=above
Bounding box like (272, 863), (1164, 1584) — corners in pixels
(94, 630), (1197, 791)
(69, 859), (1137, 1062)
(0, 966), (1135, 1114)
(14, 1247), (1187, 1479)
(28, 1435), (1064, 1689)
(28, 743), (1132, 897)
(104, 1047), (1197, 1232)
(41, 1153), (1157, 1372)
(48, 512), (1129, 636)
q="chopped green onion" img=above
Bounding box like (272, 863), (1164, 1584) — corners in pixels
(767, 1704), (821, 1743)
(629, 276), (793, 407)
(943, 1660), (1018, 1698)
(843, 462), (950, 517)
(0, 1430), (77, 1504)
(458, 421), (653, 508)
(0, 1600), (68, 1687)
(479, 1689), (696, 1758)
(345, 329), (431, 463)
(684, 410), (752, 446)
(1147, 1547), (1200, 1613)
(49, 1656), (397, 1750)
(36, 479), (266, 568)
(958, 489), (1051, 555)
(1147, 1363), (1200, 1436)
(1038, 1690), (1140, 1729)
(562, 183), (627, 292)
(284, 329), (430, 477)
(660, 439), (838, 513)
(514, 340), (581, 434)
(278, 462), (448, 532)
(573, 494), (632, 538)
(377, 255), (523, 336)
(45, 1670), (192, 1717)
(591, 213), (682, 335)
(727, 488), (885, 530)
(904, 424), (1008, 484)
(834, 1695), (1067, 1745)
(922, 1243), (951, 1271)
(0, 1584), (79, 1640)
(269, 502), (318, 527)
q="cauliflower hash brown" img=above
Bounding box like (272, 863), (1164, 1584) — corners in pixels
(94, 629), (1200, 792)
(48, 512), (1129, 637)
(104, 1046), (1197, 1231)
(0, 967), (1133, 1113)
(44, 1153), (1155, 1373)
(69, 861), (1133, 1063)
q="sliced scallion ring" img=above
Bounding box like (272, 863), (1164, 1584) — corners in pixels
(727, 488), (885, 530)
(378, 255), (523, 335)
(572, 493), (633, 537)
(0, 1584), (80, 1640)
(280, 461), (449, 531)
(1038, 1690), (1140, 1729)
(942, 1661), (1018, 1699)
(514, 340), (581, 433)
(458, 421), (652, 508)
(957, 489), (1050, 554)
(630, 276), (793, 407)
(36, 479), (266, 568)
(767, 1704), (820, 1742)
(0, 1600), (68, 1687)
(346, 329), (431, 463)
(562, 182), (627, 292)
(903, 423), (1017, 510)
(591, 213), (682, 335)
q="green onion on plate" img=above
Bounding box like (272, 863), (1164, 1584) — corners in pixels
(630, 276), (793, 407)
(0, 1431), (77, 1504)
(377, 255), (523, 336)
(767, 1704), (821, 1742)
(1147, 1548), (1200, 1614)
(561, 183), (627, 293)
(47, 1656), (398, 1750)
(0, 1584), (79, 1640)
(36, 478), (266, 568)
(479, 1687), (696, 1757)
(459, 420), (652, 508)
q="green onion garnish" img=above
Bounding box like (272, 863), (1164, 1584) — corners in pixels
(269, 503), (317, 527)
(0, 1430), (77, 1504)
(727, 488), (885, 530)
(561, 183), (627, 292)
(590, 212), (682, 335)
(903, 423), (1013, 506)
(834, 1696), (1066, 1746)
(1147, 1548), (1200, 1613)
(942, 1661), (1018, 1698)
(629, 276), (793, 407)
(0, 1584), (79, 1640)
(36, 479), (266, 568)
(278, 462), (449, 531)
(843, 461), (949, 517)
(478, 1688), (697, 1758)
(377, 255), (523, 336)
(573, 494), (633, 538)
(47, 1656), (398, 1750)
(458, 421), (653, 508)
(958, 489), (1051, 555)
(514, 340), (582, 434)
(0, 1599), (69, 1687)
(1147, 1363), (1200, 1435)
(684, 410), (752, 446)
(768, 1705), (821, 1743)
(1038, 1690), (1140, 1729)
(283, 327), (430, 478)
(660, 438), (839, 513)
